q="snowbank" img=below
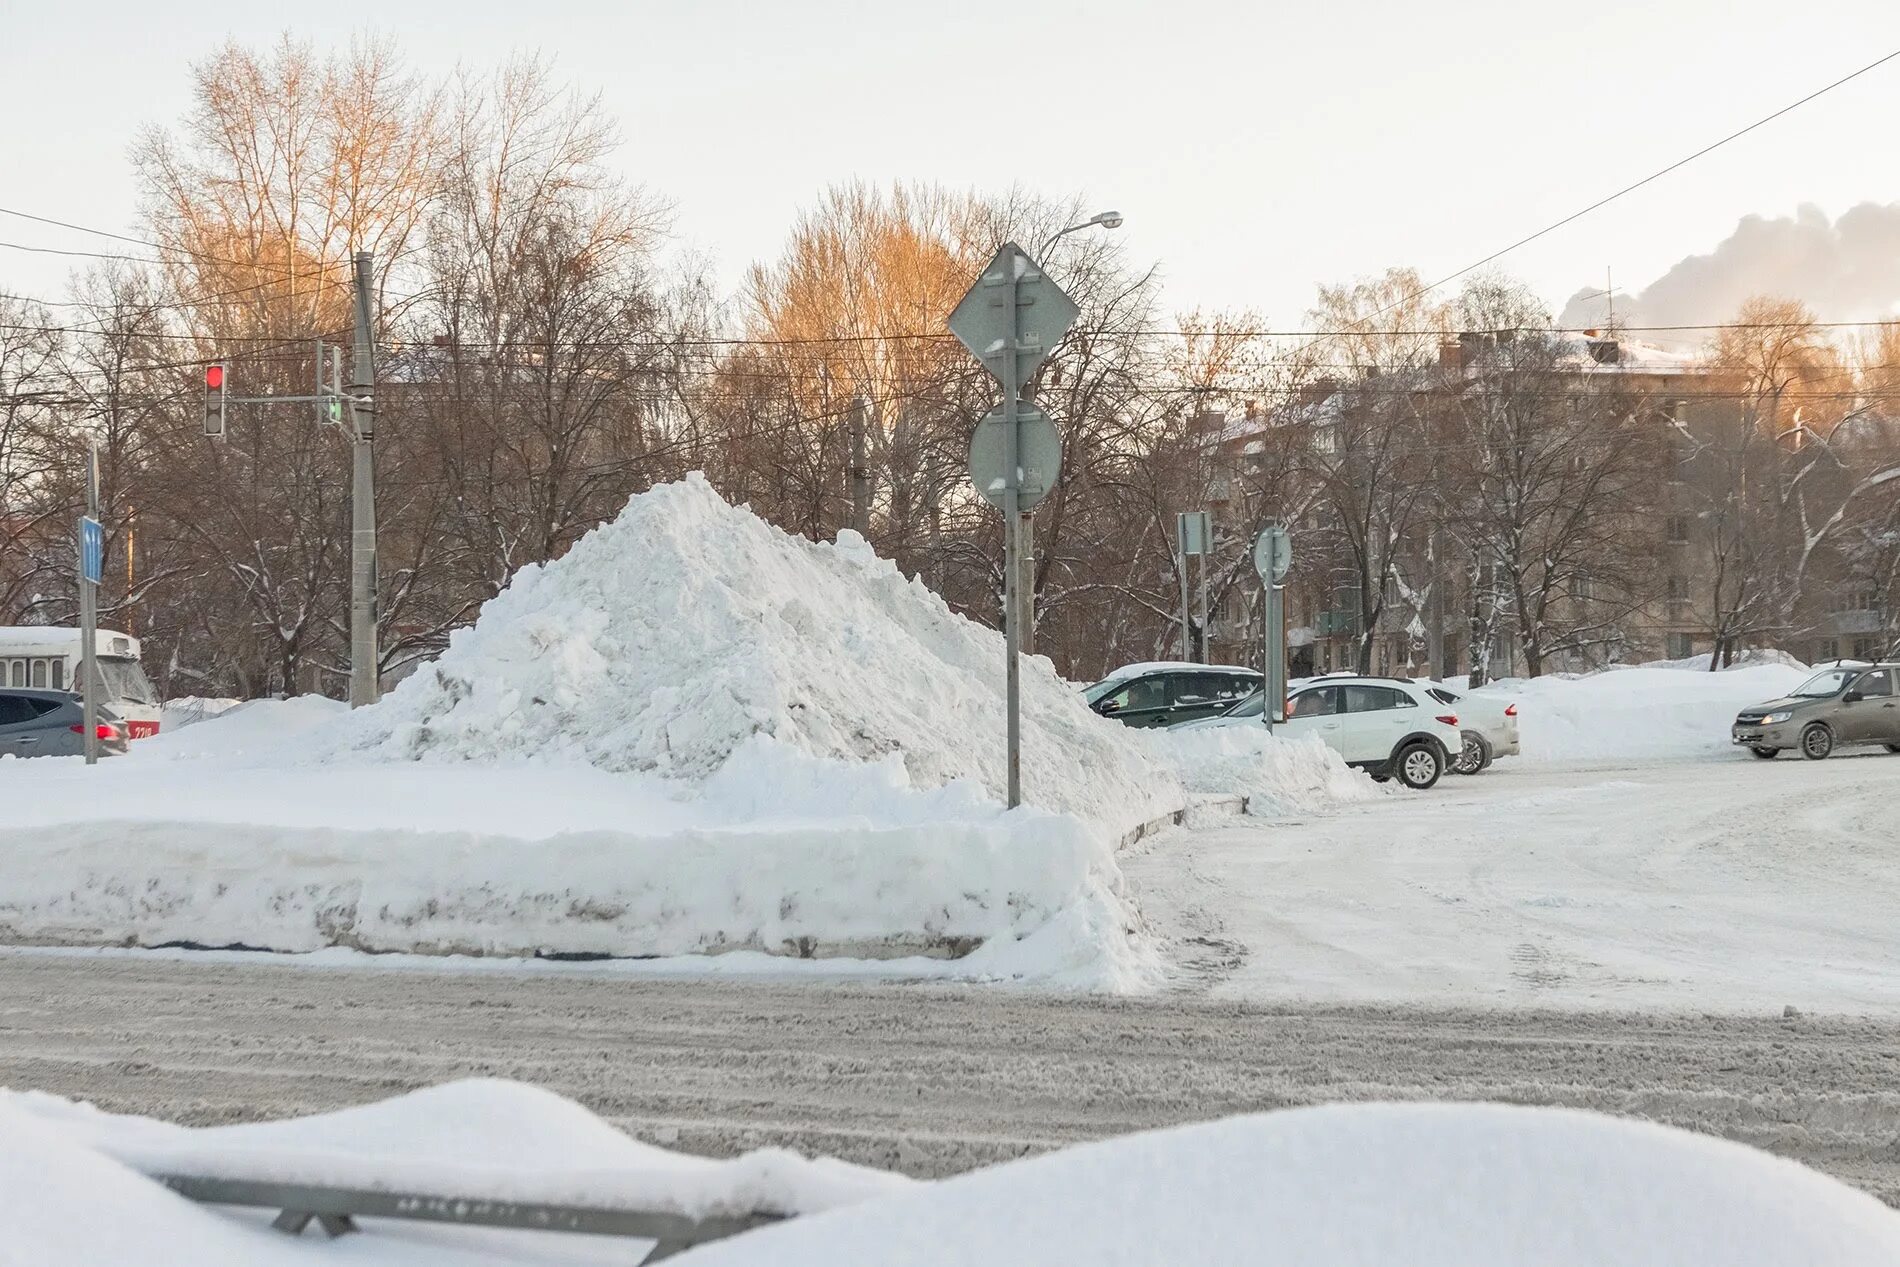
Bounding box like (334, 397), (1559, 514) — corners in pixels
(0, 1079), (906, 1266)
(1476, 663), (1810, 762)
(155, 695), (243, 732)
(7, 1079), (907, 1220)
(147, 694), (347, 759)
(317, 474), (1176, 835)
(1144, 728), (1384, 816)
(679, 1103), (1900, 1266)
(0, 739), (1156, 989)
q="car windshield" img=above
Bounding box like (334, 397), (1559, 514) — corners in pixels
(1082, 676), (1131, 706)
(1222, 691), (1265, 719)
(1790, 667), (1858, 698)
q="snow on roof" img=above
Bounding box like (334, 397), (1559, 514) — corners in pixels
(1097, 661), (1261, 683)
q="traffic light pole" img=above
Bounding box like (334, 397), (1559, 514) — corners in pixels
(205, 264), (374, 704)
(346, 252), (379, 708)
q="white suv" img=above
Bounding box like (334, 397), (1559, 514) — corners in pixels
(1178, 676), (1461, 790)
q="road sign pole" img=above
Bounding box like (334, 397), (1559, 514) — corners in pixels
(1264, 584), (1285, 733)
(1251, 522), (1294, 732)
(1197, 526), (1210, 663)
(950, 243), (1078, 813)
(79, 441), (101, 764)
(1001, 263), (1023, 809)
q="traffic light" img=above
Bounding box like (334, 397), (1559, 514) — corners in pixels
(203, 362), (226, 438)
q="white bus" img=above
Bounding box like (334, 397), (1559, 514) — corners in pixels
(0, 626), (162, 738)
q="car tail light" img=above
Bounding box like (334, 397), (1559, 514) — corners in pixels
(1436, 714), (1459, 727)
(1504, 703), (1518, 717)
(70, 724), (119, 740)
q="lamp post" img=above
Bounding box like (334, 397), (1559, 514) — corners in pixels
(1019, 211), (1123, 654)
(1039, 210), (1124, 261)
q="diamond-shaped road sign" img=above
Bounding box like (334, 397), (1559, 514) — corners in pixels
(969, 405), (1062, 512)
(948, 243), (1080, 387)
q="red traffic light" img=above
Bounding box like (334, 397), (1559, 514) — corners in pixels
(205, 363), (225, 390)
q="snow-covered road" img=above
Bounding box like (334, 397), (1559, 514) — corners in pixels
(5, 954), (1900, 1207)
(1127, 750), (1900, 1012)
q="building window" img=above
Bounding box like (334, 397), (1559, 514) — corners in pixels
(1574, 573), (1594, 602)
(1665, 576), (1688, 617)
(1817, 638), (1841, 663)
(1851, 589), (1879, 612)
(1665, 633), (1694, 660)
(1853, 637), (1876, 661)
(1665, 515), (1690, 544)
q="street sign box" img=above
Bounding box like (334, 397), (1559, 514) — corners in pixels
(968, 406), (1062, 511)
(79, 517), (104, 586)
(1178, 511), (1211, 556)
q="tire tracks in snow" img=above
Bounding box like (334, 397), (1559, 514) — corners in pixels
(4, 952), (1900, 1205)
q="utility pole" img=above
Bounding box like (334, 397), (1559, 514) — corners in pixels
(346, 251), (379, 708)
(849, 395), (870, 538)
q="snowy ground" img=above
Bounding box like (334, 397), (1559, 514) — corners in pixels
(1126, 748), (1900, 1012)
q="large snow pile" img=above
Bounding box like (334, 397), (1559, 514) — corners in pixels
(0, 478), (1376, 987)
(320, 474), (1175, 834)
(0, 1078), (906, 1266)
(1477, 662), (1810, 761)
(679, 1103), (1900, 1266)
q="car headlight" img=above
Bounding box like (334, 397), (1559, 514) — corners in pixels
(1761, 711), (1793, 724)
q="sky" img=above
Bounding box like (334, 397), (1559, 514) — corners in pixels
(3, 0), (1899, 329)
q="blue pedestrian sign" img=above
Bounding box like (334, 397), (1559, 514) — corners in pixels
(80, 516), (104, 585)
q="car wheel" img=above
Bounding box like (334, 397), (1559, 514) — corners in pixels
(1749, 746), (1780, 759)
(1886, 744), (1900, 755)
(1451, 730), (1491, 775)
(1396, 741), (1443, 790)
(1799, 723), (1834, 761)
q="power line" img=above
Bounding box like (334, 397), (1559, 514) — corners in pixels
(1368, 45), (1900, 318)
(0, 205), (355, 286)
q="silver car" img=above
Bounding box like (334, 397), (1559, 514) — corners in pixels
(0, 688), (130, 758)
(1731, 663), (1900, 760)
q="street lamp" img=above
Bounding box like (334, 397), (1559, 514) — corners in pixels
(1039, 210), (1124, 259)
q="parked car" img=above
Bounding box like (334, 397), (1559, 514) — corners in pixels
(1083, 663), (1262, 729)
(0, 688), (130, 758)
(1174, 676), (1460, 790)
(1731, 663), (1900, 760)
(1423, 685), (1520, 774)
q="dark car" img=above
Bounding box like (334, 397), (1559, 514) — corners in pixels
(1082, 663), (1262, 729)
(1732, 663), (1900, 760)
(0, 688), (130, 758)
